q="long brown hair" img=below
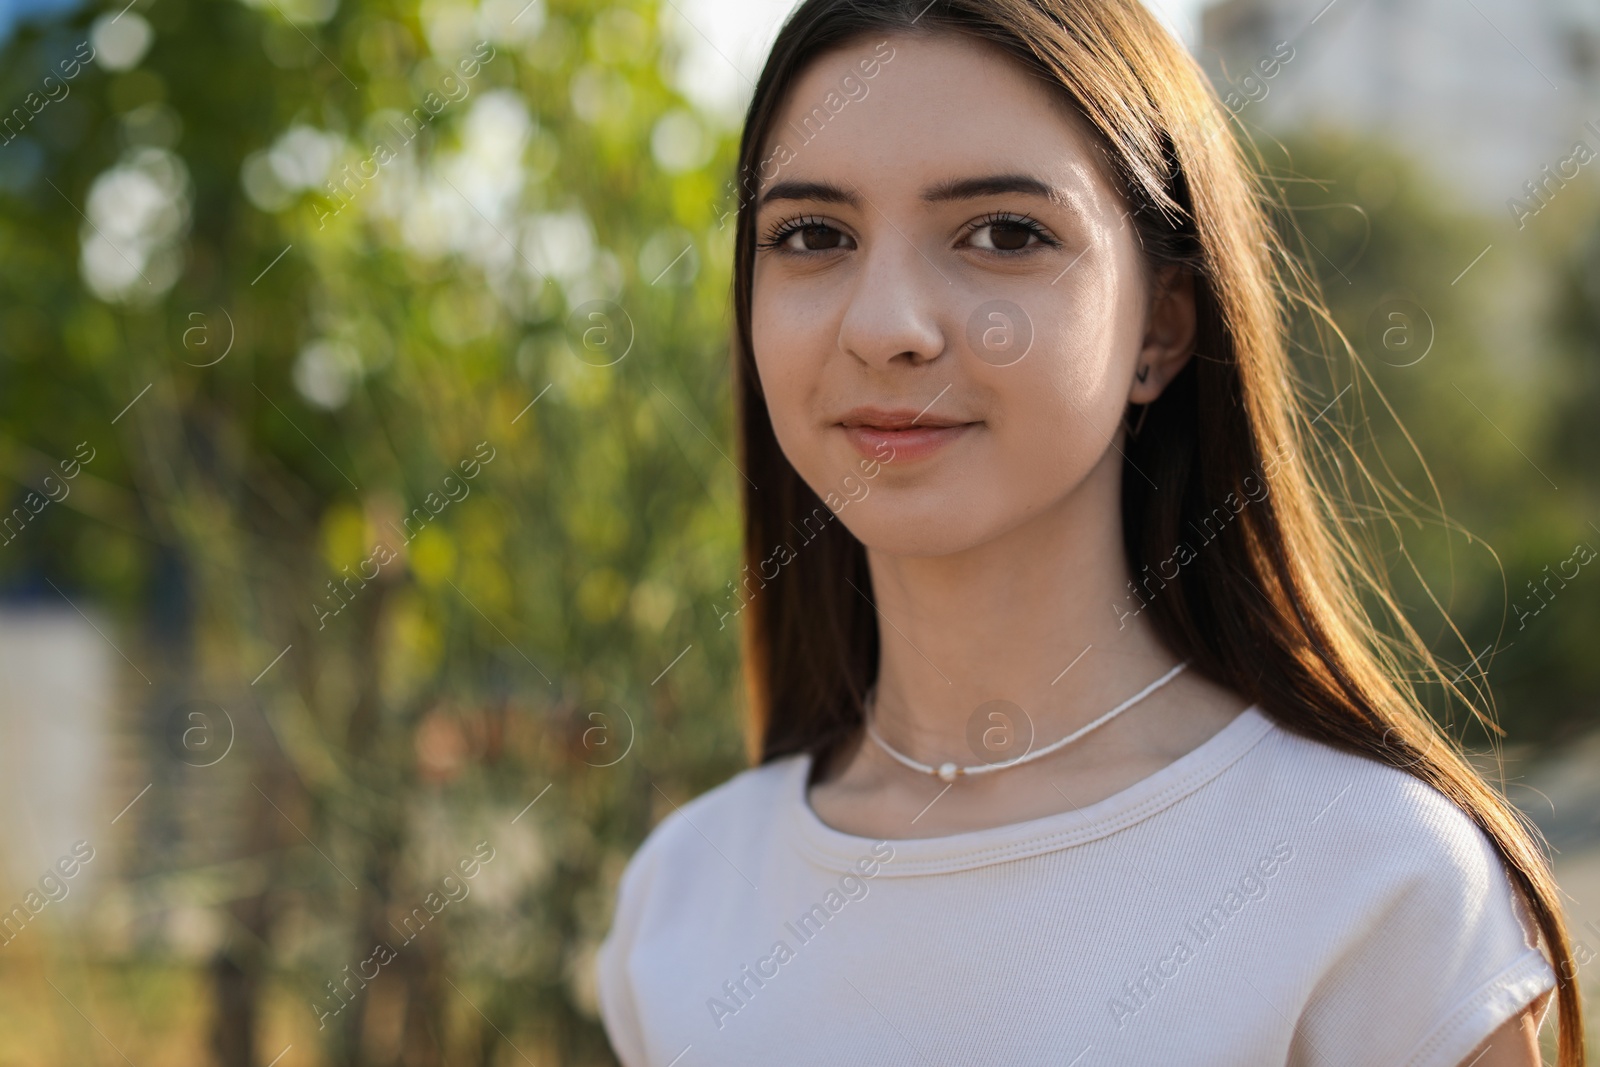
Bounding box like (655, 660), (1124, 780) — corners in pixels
(728, 0), (1583, 1060)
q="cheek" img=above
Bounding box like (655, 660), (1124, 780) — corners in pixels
(751, 282), (834, 473)
(1037, 269), (1125, 395)
(982, 260), (1136, 471)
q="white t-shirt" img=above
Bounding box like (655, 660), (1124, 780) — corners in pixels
(597, 706), (1556, 1066)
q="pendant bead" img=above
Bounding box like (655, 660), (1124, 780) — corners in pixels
(937, 762), (959, 782)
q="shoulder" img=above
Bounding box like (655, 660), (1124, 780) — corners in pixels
(1214, 713), (1541, 940)
(1240, 720), (1554, 1066)
(1243, 715), (1513, 881)
(614, 754), (804, 905)
(597, 755), (804, 1030)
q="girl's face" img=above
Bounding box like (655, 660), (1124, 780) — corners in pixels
(751, 32), (1194, 558)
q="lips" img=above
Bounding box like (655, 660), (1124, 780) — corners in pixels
(837, 406), (978, 462)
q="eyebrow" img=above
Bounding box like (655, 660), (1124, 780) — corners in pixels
(922, 174), (1067, 205)
(758, 174), (1067, 208)
(759, 180), (859, 208)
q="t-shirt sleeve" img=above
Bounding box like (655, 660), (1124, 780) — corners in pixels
(1289, 798), (1557, 1067)
(595, 838), (654, 1067)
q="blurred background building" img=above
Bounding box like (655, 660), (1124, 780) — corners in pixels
(1198, 0), (1600, 208)
(0, 605), (111, 897)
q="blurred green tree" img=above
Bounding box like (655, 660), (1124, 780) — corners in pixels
(1, 0), (749, 1063)
(1261, 127), (1600, 747)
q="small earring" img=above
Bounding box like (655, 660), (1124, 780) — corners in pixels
(1135, 364), (1150, 384)
(1132, 403), (1151, 438)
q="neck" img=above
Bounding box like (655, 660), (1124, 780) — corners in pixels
(863, 457), (1179, 766)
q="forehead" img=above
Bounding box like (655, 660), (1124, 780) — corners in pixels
(757, 31), (1118, 208)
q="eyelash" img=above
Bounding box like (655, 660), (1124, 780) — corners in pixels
(755, 211), (1061, 255)
(756, 214), (832, 252)
(962, 211), (1060, 252)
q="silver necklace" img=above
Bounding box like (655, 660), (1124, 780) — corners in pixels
(863, 661), (1190, 783)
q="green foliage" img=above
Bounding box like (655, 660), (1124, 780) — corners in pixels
(1, 0), (748, 1062)
(1262, 126), (1600, 745)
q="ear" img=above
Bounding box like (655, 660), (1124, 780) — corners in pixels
(1129, 266), (1197, 405)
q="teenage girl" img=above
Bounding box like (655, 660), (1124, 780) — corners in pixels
(597, 2), (1583, 1064)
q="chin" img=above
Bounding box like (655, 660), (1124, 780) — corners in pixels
(833, 487), (1009, 559)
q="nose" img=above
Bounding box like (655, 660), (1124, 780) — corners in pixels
(835, 232), (948, 369)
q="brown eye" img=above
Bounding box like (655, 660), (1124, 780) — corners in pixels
(965, 214), (1054, 253)
(988, 222), (1034, 251)
(796, 223), (846, 250)
(758, 217), (855, 254)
